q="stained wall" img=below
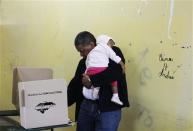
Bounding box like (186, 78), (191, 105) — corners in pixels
(0, 0), (192, 131)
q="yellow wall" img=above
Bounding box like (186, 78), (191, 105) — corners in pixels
(0, 1), (2, 108)
(0, 0), (192, 131)
(0, 29), (1, 108)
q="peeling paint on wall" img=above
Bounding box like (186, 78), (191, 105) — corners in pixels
(137, 0), (148, 15)
(168, 0), (174, 40)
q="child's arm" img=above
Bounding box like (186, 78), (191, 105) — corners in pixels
(105, 45), (125, 73)
(112, 46), (125, 64)
(105, 44), (122, 64)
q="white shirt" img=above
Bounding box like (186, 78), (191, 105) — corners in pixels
(82, 86), (98, 100)
(86, 43), (121, 69)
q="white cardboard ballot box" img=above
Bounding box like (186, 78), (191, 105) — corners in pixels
(18, 79), (69, 129)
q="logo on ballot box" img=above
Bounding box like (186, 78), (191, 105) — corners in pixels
(35, 101), (56, 114)
(26, 91), (62, 114)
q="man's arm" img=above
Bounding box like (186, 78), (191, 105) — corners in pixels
(67, 59), (85, 106)
(89, 61), (122, 87)
(67, 78), (81, 106)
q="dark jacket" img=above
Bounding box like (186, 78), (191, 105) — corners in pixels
(67, 46), (129, 120)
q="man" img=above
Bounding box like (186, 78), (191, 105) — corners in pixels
(67, 31), (129, 131)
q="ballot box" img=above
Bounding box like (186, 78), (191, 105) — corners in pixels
(18, 79), (69, 129)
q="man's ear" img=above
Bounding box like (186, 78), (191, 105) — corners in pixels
(90, 42), (95, 47)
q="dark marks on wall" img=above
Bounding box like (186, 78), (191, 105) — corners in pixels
(140, 67), (152, 86)
(136, 103), (154, 128)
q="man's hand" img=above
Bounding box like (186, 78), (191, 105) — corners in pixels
(121, 64), (125, 74)
(82, 73), (92, 89)
(119, 61), (125, 74)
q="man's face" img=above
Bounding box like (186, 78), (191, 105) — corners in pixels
(75, 42), (95, 58)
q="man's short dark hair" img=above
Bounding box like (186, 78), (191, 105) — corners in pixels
(74, 31), (96, 46)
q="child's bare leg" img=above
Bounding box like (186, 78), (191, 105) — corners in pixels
(112, 86), (118, 93)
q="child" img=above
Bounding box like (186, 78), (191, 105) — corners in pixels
(85, 34), (125, 105)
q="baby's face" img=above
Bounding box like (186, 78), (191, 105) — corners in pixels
(107, 39), (115, 48)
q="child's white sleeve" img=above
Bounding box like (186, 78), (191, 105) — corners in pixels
(105, 45), (121, 64)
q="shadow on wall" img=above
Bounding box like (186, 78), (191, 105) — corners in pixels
(119, 53), (140, 131)
(119, 48), (154, 131)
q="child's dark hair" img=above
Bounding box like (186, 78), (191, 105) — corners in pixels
(74, 31), (96, 46)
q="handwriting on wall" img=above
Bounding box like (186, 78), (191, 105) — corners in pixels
(158, 53), (174, 79)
